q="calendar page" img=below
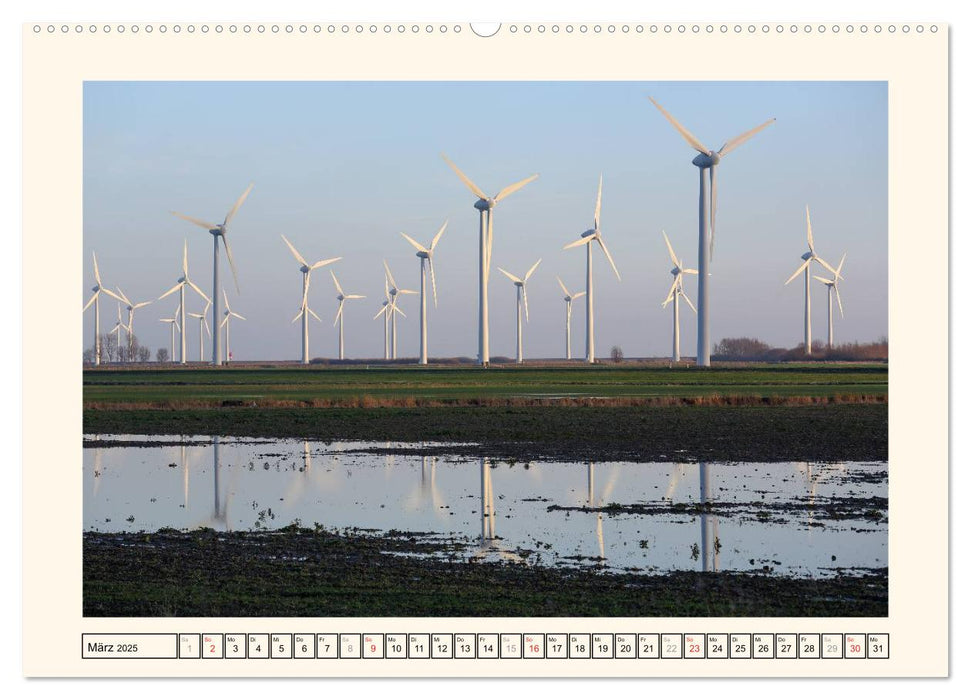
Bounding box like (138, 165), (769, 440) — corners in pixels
(21, 18), (947, 678)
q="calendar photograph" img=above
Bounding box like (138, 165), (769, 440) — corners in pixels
(79, 78), (889, 619)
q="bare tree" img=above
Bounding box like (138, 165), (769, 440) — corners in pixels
(156, 348), (169, 363)
(137, 346), (151, 363)
(610, 345), (624, 363)
(82, 348), (94, 365)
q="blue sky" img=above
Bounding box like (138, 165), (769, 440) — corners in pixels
(83, 81), (887, 361)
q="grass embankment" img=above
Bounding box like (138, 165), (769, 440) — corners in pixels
(83, 528), (888, 617)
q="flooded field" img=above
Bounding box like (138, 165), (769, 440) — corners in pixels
(83, 435), (887, 578)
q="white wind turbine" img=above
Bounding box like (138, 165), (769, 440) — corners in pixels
(814, 253), (847, 349)
(383, 261), (417, 360)
(158, 241), (211, 364)
(441, 154), (538, 367)
(170, 183), (253, 365)
(82, 252), (124, 366)
(114, 287), (153, 363)
(497, 259), (541, 364)
(563, 175), (621, 363)
(219, 290), (246, 363)
(784, 206), (841, 354)
(372, 279), (404, 360)
(649, 97), (775, 367)
(159, 305), (180, 362)
(556, 277), (586, 360)
(400, 220), (448, 365)
(331, 271), (365, 361)
(108, 303), (125, 362)
(281, 235), (341, 364)
(661, 231), (698, 362)
(187, 301), (212, 362)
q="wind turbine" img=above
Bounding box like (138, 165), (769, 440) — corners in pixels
(400, 220), (448, 365)
(814, 253), (847, 349)
(219, 290), (246, 363)
(373, 279), (404, 360)
(108, 303), (125, 362)
(187, 301), (212, 362)
(661, 231), (698, 362)
(331, 271), (365, 361)
(159, 306), (180, 362)
(114, 287), (153, 362)
(649, 97), (775, 367)
(497, 259), (541, 364)
(158, 240), (211, 364)
(563, 175), (621, 363)
(784, 206), (841, 354)
(555, 277), (586, 361)
(171, 183), (253, 365)
(82, 252), (123, 365)
(441, 154), (538, 367)
(383, 261), (416, 360)
(281, 235), (341, 364)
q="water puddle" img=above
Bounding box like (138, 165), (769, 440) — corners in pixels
(83, 435), (887, 577)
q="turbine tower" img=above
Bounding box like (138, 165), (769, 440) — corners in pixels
(108, 303), (125, 362)
(114, 287), (153, 363)
(219, 290), (245, 363)
(784, 206), (841, 354)
(281, 235), (341, 364)
(649, 97), (775, 367)
(82, 252), (123, 366)
(383, 261), (416, 360)
(441, 154), (538, 367)
(331, 271), (365, 361)
(661, 231), (698, 362)
(497, 259), (541, 364)
(555, 276), (586, 360)
(814, 253), (846, 348)
(563, 175), (620, 364)
(400, 220), (448, 365)
(372, 279), (404, 361)
(158, 241), (210, 364)
(187, 301), (212, 362)
(171, 183), (252, 365)
(159, 306), (180, 362)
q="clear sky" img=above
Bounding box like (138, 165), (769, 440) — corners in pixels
(83, 81), (887, 361)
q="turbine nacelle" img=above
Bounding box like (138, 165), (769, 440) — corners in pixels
(691, 151), (721, 168)
(801, 251), (813, 261)
(473, 198), (496, 211)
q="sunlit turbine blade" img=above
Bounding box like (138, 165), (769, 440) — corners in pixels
(593, 174), (603, 229)
(805, 205), (815, 254)
(307, 308), (321, 323)
(204, 317), (211, 337)
(399, 288), (418, 295)
(373, 306), (387, 321)
(784, 259), (811, 285)
(573, 291), (586, 299)
(223, 289), (230, 310)
(524, 258), (542, 281)
(82, 293), (98, 312)
(171, 211), (216, 231)
(301, 275), (310, 311)
(224, 182), (254, 225)
(392, 304), (406, 318)
(187, 279), (211, 304)
(648, 97), (710, 155)
(662, 231), (679, 267)
(115, 286), (131, 306)
(220, 316), (229, 329)
(815, 256), (840, 277)
(717, 118), (776, 157)
(682, 291), (697, 313)
(101, 286), (125, 303)
(563, 236), (594, 250)
(556, 276), (569, 297)
(430, 220), (448, 251)
(346, 294), (365, 299)
(812, 275), (833, 284)
(597, 237), (621, 280)
(494, 174), (539, 203)
(92, 252), (102, 285)
(683, 268), (698, 275)
(222, 234), (240, 293)
(383, 260), (398, 290)
(497, 267), (521, 284)
(485, 210), (494, 280)
(231, 312), (246, 321)
(182, 240), (189, 277)
(835, 252), (846, 278)
(835, 286), (844, 317)
(441, 154), (488, 200)
(522, 285), (530, 322)
(664, 277), (679, 304)
(400, 232), (428, 254)
(281, 235), (308, 267)
(311, 257), (341, 271)
(330, 270), (344, 296)
(158, 282), (182, 300)
(429, 258), (438, 308)
(334, 300), (344, 326)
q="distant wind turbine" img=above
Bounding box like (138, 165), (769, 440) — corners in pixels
(82, 252), (123, 365)
(563, 175), (620, 363)
(441, 154), (538, 367)
(383, 261), (416, 360)
(158, 240), (210, 364)
(108, 303), (125, 361)
(814, 253), (847, 348)
(784, 206), (841, 354)
(114, 287), (153, 363)
(187, 301), (212, 362)
(649, 97), (775, 367)
(171, 183), (253, 365)
(497, 259), (541, 364)
(556, 276), (586, 360)
(331, 271), (365, 361)
(661, 231), (698, 362)
(219, 290), (245, 363)
(159, 306), (180, 362)
(373, 278), (404, 360)
(400, 220), (448, 365)
(281, 235), (341, 364)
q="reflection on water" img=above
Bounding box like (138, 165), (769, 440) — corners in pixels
(83, 435), (887, 577)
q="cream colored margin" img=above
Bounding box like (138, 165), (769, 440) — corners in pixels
(22, 23), (947, 678)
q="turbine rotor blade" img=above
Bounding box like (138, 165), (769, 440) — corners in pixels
(573, 290), (586, 299)
(524, 258), (542, 281)
(430, 220), (448, 250)
(182, 240), (189, 277)
(281, 235), (308, 267)
(665, 276), (679, 304)
(806, 205), (815, 254)
(311, 257), (341, 270)
(815, 256), (840, 277)
(661, 231), (679, 267)
(784, 259), (811, 285)
(171, 211), (216, 231)
(522, 285), (530, 322)
(497, 267), (521, 284)
(593, 174), (603, 229)
(187, 279), (210, 304)
(101, 287), (125, 303)
(429, 258), (438, 308)
(334, 300), (344, 326)
(92, 252), (102, 285)
(836, 253), (847, 279)
(224, 183), (254, 225)
(556, 276), (570, 297)
(222, 234), (240, 293)
(400, 232), (428, 254)
(494, 174), (538, 203)
(648, 97), (710, 155)
(232, 312), (246, 321)
(835, 286), (845, 317)
(812, 275), (832, 284)
(330, 269), (344, 296)
(563, 236), (594, 250)
(158, 282), (182, 300)
(682, 291), (698, 313)
(440, 154), (488, 200)
(597, 237), (621, 280)
(717, 118), (776, 157)
(383, 260), (398, 289)
(115, 286), (131, 306)
(308, 308), (321, 323)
